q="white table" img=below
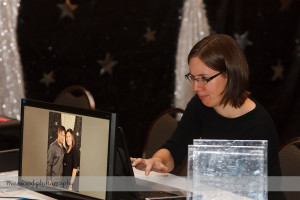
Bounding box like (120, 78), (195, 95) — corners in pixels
(133, 168), (252, 200)
(0, 170), (55, 200)
(1, 170), (251, 200)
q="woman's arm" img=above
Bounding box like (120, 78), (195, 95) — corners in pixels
(68, 168), (77, 190)
(131, 97), (200, 176)
(131, 148), (174, 176)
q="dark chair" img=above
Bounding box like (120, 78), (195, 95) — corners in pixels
(143, 108), (187, 176)
(0, 149), (19, 172)
(279, 137), (300, 200)
(54, 85), (95, 110)
(0, 115), (20, 172)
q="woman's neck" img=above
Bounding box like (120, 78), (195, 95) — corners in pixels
(213, 98), (256, 118)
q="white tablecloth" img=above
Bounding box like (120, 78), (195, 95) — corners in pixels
(0, 170), (55, 200)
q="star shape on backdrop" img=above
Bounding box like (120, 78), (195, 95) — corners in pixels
(271, 60), (284, 81)
(280, 0), (293, 11)
(234, 31), (253, 50)
(97, 53), (118, 76)
(57, 0), (78, 20)
(143, 28), (156, 42)
(76, 132), (80, 137)
(55, 121), (58, 125)
(40, 71), (55, 87)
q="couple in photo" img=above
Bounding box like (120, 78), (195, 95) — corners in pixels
(47, 125), (80, 191)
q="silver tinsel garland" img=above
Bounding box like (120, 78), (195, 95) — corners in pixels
(174, 0), (210, 109)
(0, 0), (24, 120)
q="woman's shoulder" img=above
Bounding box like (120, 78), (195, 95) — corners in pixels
(250, 97), (271, 116)
(71, 147), (80, 155)
(71, 146), (78, 151)
(248, 96), (275, 127)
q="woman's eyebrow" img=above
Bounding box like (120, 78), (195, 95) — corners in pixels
(196, 73), (208, 76)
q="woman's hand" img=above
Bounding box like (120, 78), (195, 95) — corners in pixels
(68, 184), (72, 191)
(130, 157), (169, 176)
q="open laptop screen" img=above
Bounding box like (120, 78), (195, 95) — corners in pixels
(19, 99), (116, 200)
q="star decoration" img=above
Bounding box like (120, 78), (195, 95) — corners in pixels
(76, 132), (80, 137)
(271, 60), (284, 81)
(55, 121), (58, 125)
(57, 0), (78, 20)
(280, 0), (293, 11)
(143, 28), (156, 42)
(234, 31), (253, 50)
(97, 53), (118, 76)
(40, 71), (55, 87)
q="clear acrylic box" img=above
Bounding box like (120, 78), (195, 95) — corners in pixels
(187, 140), (268, 200)
(193, 139), (268, 149)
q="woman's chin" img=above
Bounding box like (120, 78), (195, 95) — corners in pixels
(199, 98), (211, 107)
(202, 102), (211, 107)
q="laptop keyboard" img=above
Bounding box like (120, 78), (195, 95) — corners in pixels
(138, 191), (178, 199)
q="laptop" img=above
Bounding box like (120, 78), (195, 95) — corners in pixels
(114, 127), (186, 200)
(19, 99), (117, 200)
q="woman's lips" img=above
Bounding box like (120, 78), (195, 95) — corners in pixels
(199, 95), (208, 101)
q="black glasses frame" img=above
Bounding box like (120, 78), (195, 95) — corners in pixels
(185, 71), (224, 84)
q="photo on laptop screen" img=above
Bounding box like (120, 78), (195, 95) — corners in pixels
(19, 99), (117, 200)
(46, 112), (82, 191)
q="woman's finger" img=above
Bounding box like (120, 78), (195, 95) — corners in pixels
(145, 159), (153, 176)
(151, 160), (168, 173)
(131, 158), (146, 167)
(158, 163), (168, 172)
(131, 158), (140, 166)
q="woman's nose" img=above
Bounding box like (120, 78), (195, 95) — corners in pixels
(193, 81), (204, 91)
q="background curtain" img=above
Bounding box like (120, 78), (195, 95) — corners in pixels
(17, 0), (300, 157)
(174, 0), (210, 110)
(0, 0), (24, 120)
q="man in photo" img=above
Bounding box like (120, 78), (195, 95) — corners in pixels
(47, 125), (66, 183)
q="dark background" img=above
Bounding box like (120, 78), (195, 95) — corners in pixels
(17, 0), (300, 157)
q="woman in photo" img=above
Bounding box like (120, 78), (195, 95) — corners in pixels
(63, 128), (80, 191)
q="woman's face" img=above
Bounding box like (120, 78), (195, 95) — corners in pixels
(189, 57), (227, 109)
(66, 132), (73, 147)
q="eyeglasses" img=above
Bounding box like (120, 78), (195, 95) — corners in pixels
(185, 71), (224, 85)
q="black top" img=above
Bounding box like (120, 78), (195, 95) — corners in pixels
(162, 94), (282, 176)
(63, 147), (80, 176)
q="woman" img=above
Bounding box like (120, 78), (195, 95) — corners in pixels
(63, 128), (80, 191)
(131, 34), (284, 199)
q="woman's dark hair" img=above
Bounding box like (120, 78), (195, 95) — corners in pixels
(188, 34), (250, 108)
(65, 128), (75, 151)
